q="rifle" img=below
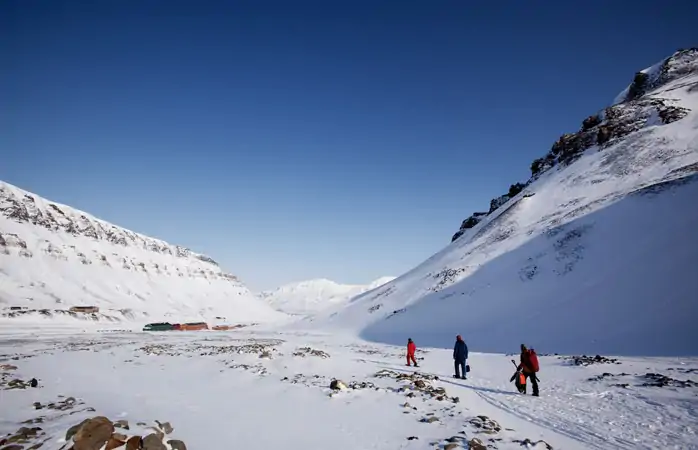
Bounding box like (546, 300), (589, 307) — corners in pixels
(511, 359), (540, 382)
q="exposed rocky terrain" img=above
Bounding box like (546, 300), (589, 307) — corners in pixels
(3, 329), (695, 449)
(0, 181), (283, 323)
(451, 48), (698, 243)
(0, 363), (188, 450)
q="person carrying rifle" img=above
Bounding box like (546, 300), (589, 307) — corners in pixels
(516, 344), (540, 396)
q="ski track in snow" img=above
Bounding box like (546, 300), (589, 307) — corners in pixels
(1, 326), (697, 450)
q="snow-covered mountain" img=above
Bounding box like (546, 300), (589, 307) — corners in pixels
(308, 48), (698, 357)
(0, 181), (285, 324)
(259, 276), (395, 315)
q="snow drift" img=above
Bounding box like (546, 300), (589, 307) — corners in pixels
(259, 276), (395, 315)
(0, 181), (285, 324)
(309, 48), (698, 357)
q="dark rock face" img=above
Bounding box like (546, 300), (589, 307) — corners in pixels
(626, 71), (650, 102)
(451, 48), (697, 243)
(582, 114), (602, 130)
(451, 212), (488, 242)
(0, 184), (212, 262)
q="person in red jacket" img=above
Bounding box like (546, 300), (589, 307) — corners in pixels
(406, 338), (418, 367)
(516, 344), (539, 396)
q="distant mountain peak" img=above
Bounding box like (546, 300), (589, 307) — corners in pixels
(260, 276), (395, 315)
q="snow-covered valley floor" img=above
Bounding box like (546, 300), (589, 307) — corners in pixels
(1, 326), (697, 450)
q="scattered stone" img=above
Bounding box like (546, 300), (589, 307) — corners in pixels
(562, 355), (620, 366)
(0, 364), (18, 371)
(347, 380), (376, 390)
(639, 372), (697, 388)
(30, 378), (38, 387)
(142, 433), (167, 450)
(45, 396), (82, 411)
(469, 415), (501, 434)
(5, 378), (32, 390)
(329, 379), (347, 391)
(4, 426), (43, 445)
(587, 372), (629, 382)
(292, 347), (330, 358)
(227, 362), (269, 376)
(21, 417), (44, 425)
(444, 443), (460, 450)
(667, 367), (698, 374)
(146, 428), (164, 441)
(259, 350), (272, 359)
(155, 421), (173, 434)
(72, 416), (114, 450)
(469, 437), (487, 450)
(114, 420), (130, 430)
(445, 435), (466, 443)
(420, 416), (439, 423)
(1, 445), (25, 450)
(125, 436), (142, 450)
(513, 438), (553, 449)
(105, 436), (127, 450)
(66, 420), (90, 441)
(112, 432), (128, 441)
(406, 436), (418, 441)
(167, 439), (187, 450)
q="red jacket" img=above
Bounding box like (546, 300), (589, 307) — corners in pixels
(407, 342), (416, 355)
(519, 350), (534, 373)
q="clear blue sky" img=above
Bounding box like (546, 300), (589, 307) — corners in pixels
(2, 1), (696, 291)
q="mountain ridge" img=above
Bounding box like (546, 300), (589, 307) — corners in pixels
(304, 48), (698, 356)
(0, 180), (284, 324)
(451, 48), (698, 243)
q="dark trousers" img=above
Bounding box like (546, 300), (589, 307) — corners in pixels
(523, 371), (539, 395)
(454, 360), (466, 378)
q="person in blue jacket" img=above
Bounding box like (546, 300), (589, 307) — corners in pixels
(453, 334), (468, 379)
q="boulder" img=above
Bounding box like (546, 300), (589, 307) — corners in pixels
(114, 420), (130, 430)
(142, 433), (167, 450)
(469, 437), (488, 449)
(329, 379), (347, 390)
(125, 436), (142, 450)
(167, 439), (188, 450)
(72, 416), (114, 450)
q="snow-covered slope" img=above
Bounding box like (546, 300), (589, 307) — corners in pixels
(308, 48), (698, 357)
(0, 181), (285, 324)
(259, 276), (395, 315)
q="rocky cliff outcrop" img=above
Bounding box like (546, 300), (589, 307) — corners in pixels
(451, 48), (697, 243)
(0, 181), (281, 322)
(0, 183), (224, 270)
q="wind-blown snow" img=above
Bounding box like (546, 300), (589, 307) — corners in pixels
(305, 52), (698, 357)
(259, 276), (395, 315)
(0, 181), (286, 325)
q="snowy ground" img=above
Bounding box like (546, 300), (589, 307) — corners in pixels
(1, 326), (696, 450)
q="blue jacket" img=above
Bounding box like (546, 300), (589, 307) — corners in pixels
(453, 339), (468, 362)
